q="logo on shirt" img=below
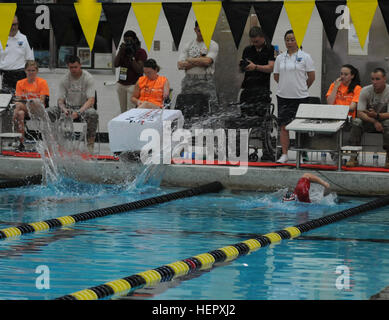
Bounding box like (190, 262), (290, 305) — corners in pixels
(17, 41), (24, 47)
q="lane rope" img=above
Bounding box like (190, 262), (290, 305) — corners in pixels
(56, 195), (389, 300)
(0, 181), (223, 240)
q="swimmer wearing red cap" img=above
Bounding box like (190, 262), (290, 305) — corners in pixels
(283, 173), (330, 203)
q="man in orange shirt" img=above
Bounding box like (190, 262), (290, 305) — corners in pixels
(326, 64), (362, 118)
(13, 60), (49, 151)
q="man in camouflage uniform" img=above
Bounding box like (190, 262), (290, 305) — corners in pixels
(177, 21), (219, 109)
(47, 56), (98, 153)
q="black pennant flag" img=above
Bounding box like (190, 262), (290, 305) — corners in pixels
(316, 0), (346, 49)
(253, 2), (283, 42)
(102, 3), (131, 49)
(222, 1), (251, 49)
(378, 0), (389, 37)
(162, 2), (192, 49)
(16, 4), (50, 50)
(48, 4), (82, 47)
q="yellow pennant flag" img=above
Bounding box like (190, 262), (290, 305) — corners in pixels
(0, 3), (17, 50)
(347, 0), (377, 49)
(284, 0), (315, 48)
(132, 2), (162, 52)
(75, 0), (102, 51)
(192, 1), (222, 49)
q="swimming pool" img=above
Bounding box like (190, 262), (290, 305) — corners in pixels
(0, 177), (387, 300)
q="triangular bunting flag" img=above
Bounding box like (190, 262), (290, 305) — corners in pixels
(222, 1), (251, 49)
(132, 2), (162, 52)
(0, 3), (17, 50)
(74, 0), (102, 51)
(192, 1), (222, 49)
(162, 2), (192, 49)
(16, 4), (50, 50)
(102, 3), (131, 49)
(284, 0), (315, 47)
(49, 4), (83, 47)
(253, 1), (283, 42)
(379, 0), (389, 37)
(348, 0), (377, 48)
(316, 0), (346, 49)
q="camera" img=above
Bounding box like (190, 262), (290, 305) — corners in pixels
(124, 40), (137, 56)
(239, 59), (250, 72)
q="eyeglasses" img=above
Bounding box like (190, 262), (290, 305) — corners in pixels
(12, 23), (18, 26)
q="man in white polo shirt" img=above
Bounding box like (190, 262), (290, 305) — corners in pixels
(177, 21), (219, 109)
(0, 15), (34, 92)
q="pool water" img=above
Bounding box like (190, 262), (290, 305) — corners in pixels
(0, 177), (387, 300)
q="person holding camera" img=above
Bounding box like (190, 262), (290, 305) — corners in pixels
(239, 26), (275, 105)
(239, 26), (275, 161)
(114, 30), (147, 114)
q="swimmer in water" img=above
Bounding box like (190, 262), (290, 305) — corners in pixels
(283, 173), (330, 203)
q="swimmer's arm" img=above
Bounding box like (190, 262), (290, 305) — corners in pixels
(302, 173), (330, 189)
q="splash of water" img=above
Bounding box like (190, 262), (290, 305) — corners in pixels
(26, 102), (94, 184)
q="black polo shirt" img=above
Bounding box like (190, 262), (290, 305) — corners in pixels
(241, 44), (275, 90)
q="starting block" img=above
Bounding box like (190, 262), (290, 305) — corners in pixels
(108, 108), (184, 154)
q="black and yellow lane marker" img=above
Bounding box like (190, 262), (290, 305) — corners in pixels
(0, 181), (223, 240)
(56, 195), (389, 300)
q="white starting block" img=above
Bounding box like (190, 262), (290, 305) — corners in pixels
(286, 104), (350, 170)
(108, 108), (184, 154)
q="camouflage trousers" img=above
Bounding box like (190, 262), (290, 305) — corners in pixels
(181, 74), (218, 108)
(46, 105), (99, 140)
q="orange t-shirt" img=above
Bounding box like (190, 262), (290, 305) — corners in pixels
(138, 75), (167, 108)
(16, 77), (50, 100)
(326, 82), (361, 118)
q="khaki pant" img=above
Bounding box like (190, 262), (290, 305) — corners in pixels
(116, 82), (136, 114)
(350, 118), (389, 151)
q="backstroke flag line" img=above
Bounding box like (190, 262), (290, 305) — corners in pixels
(316, 0), (346, 49)
(0, 1), (389, 52)
(0, 3), (17, 50)
(347, 0), (378, 49)
(284, 0), (315, 48)
(192, 1), (222, 49)
(74, 0), (102, 51)
(132, 2), (162, 52)
(102, 3), (131, 49)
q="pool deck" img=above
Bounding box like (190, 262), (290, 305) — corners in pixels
(1, 143), (389, 196)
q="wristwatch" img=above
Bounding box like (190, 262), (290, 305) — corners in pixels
(376, 112), (380, 120)
(76, 111), (81, 118)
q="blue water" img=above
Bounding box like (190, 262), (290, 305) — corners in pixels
(0, 178), (387, 300)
